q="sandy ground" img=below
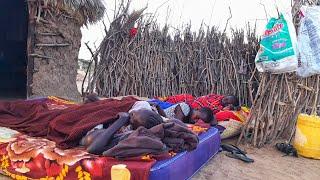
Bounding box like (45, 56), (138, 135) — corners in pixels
(193, 140), (320, 180)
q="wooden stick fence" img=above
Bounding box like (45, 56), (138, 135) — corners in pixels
(82, 3), (260, 107)
(82, 0), (320, 147)
(237, 0), (320, 146)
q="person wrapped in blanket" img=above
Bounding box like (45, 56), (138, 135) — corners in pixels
(80, 95), (199, 158)
(156, 94), (248, 139)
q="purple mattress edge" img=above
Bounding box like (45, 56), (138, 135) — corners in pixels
(149, 127), (221, 180)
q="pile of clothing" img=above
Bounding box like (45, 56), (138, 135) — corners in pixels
(105, 120), (199, 158)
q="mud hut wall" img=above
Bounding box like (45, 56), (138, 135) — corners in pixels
(27, 2), (81, 101)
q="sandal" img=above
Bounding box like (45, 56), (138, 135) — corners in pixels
(225, 150), (254, 163)
(221, 144), (247, 155)
(221, 144), (254, 163)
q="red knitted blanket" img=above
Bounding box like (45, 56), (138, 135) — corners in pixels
(0, 96), (137, 149)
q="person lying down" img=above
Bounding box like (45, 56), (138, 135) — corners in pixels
(80, 99), (199, 156)
(80, 101), (163, 154)
(149, 99), (216, 126)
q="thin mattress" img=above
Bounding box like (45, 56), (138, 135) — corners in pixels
(150, 127), (221, 180)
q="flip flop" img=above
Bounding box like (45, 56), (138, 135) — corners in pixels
(221, 144), (247, 155)
(226, 150), (254, 163)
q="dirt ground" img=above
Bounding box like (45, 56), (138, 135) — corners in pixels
(193, 140), (320, 180)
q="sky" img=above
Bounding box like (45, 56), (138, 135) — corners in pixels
(79, 0), (292, 60)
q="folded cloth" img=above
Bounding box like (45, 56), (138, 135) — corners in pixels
(162, 138), (185, 152)
(103, 126), (167, 158)
(0, 96), (137, 149)
(150, 121), (199, 152)
(104, 121), (199, 158)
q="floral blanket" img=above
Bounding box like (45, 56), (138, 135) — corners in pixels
(0, 97), (208, 180)
(0, 126), (160, 180)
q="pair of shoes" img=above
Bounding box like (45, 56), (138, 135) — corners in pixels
(221, 144), (254, 163)
(275, 142), (298, 157)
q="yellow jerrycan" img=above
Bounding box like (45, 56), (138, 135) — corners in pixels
(294, 114), (320, 159)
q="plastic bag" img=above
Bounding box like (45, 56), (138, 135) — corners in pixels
(296, 6), (320, 78)
(255, 13), (298, 74)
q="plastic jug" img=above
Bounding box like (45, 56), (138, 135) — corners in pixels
(294, 114), (320, 159)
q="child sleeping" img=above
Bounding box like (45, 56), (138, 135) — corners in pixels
(149, 99), (216, 126)
(80, 107), (164, 155)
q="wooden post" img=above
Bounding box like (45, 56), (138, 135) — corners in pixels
(26, 2), (36, 98)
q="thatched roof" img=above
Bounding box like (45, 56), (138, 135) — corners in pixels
(44, 0), (106, 24)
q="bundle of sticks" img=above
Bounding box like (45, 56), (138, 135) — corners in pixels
(238, 74), (320, 147)
(83, 0), (320, 147)
(82, 0), (260, 107)
(237, 0), (320, 147)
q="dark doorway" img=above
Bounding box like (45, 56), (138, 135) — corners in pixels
(0, 0), (28, 99)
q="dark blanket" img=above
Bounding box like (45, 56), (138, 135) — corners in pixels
(150, 121), (199, 152)
(103, 126), (167, 158)
(104, 121), (199, 158)
(0, 97), (137, 149)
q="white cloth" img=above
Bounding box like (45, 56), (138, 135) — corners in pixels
(128, 101), (153, 113)
(163, 102), (190, 118)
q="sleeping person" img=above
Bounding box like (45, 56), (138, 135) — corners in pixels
(80, 101), (164, 155)
(220, 95), (241, 111)
(149, 99), (216, 126)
